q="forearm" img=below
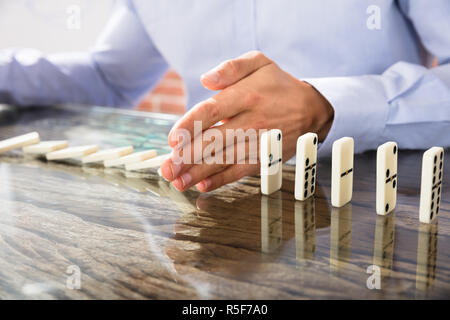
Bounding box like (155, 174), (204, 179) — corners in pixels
(0, 48), (129, 107)
(0, 0), (169, 109)
(306, 61), (450, 157)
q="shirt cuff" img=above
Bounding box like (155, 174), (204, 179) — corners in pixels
(304, 75), (389, 157)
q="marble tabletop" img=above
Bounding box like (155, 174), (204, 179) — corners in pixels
(0, 104), (448, 299)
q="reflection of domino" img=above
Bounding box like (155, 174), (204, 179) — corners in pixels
(376, 142), (398, 215)
(373, 214), (395, 278)
(260, 129), (282, 195)
(331, 137), (354, 207)
(295, 198), (316, 261)
(295, 132), (318, 201)
(419, 147), (444, 224)
(416, 223), (438, 290)
(0, 132), (40, 153)
(125, 154), (170, 171)
(330, 204), (352, 272)
(261, 192), (283, 254)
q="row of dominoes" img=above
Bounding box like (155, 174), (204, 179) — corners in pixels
(0, 131), (169, 171)
(260, 130), (445, 224)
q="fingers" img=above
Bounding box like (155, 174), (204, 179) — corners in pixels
(162, 116), (259, 182)
(200, 50), (272, 91)
(169, 137), (259, 192)
(171, 161), (228, 191)
(196, 163), (259, 192)
(167, 86), (247, 148)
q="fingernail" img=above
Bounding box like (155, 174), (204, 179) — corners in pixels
(201, 70), (220, 84)
(180, 172), (192, 187)
(160, 163), (172, 181)
(171, 162), (182, 179)
(172, 177), (184, 191)
(196, 178), (211, 191)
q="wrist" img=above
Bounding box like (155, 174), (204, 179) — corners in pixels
(302, 81), (334, 141)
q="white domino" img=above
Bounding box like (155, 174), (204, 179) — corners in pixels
(260, 129), (282, 195)
(419, 147), (444, 223)
(331, 137), (354, 207)
(81, 146), (133, 164)
(0, 132), (40, 153)
(46, 145), (98, 160)
(23, 140), (68, 154)
(125, 154), (170, 171)
(295, 132), (318, 201)
(376, 142), (398, 215)
(104, 149), (157, 167)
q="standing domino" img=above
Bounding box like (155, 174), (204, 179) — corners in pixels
(331, 137), (354, 207)
(376, 142), (398, 215)
(295, 132), (318, 201)
(419, 147), (444, 223)
(260, 129), (282, 195)
(0, 132), (40, 153)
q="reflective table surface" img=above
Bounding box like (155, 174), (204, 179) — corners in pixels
(0, 105), (449, 299)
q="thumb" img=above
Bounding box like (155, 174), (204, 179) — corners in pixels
(200, 50), (272, 90)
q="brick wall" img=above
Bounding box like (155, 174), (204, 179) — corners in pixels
(135, 70), (186, 115)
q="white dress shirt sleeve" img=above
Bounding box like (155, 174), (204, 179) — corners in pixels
(0, 0), (168, 108)
(306, 0), (450, 157)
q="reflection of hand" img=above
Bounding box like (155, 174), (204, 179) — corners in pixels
(161, 51), (334, 192)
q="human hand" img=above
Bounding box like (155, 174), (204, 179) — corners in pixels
(160, 51), (334, 192)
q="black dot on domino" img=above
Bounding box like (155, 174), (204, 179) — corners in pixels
(277, 133), (281, 141)
(305, 172), (309, 180)
(434, 166), (437, 174)
(434, 155), (437, 164)
(385, 203), (389, 213)
(386, 169), (390, 178)
(432, 192), (435, 200)
(431, 202), (434, 209)
(393, 146), (397, 154)
(312, 168), (315, 176)
(304, 190), (307, 198)
(304, 181), (308, 189)
(430, 211), (434, 220)
(311, 177), (315, 185)
(440, 152), (443, 159)
(311, 186), (314, 193)
(313, 137), (317, 145)
(306, 158), (309, 166)
(392, 179), (396, 188)
(269, 153), (273, 162)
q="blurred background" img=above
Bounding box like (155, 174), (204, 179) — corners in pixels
(0, 0), (186, 114)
